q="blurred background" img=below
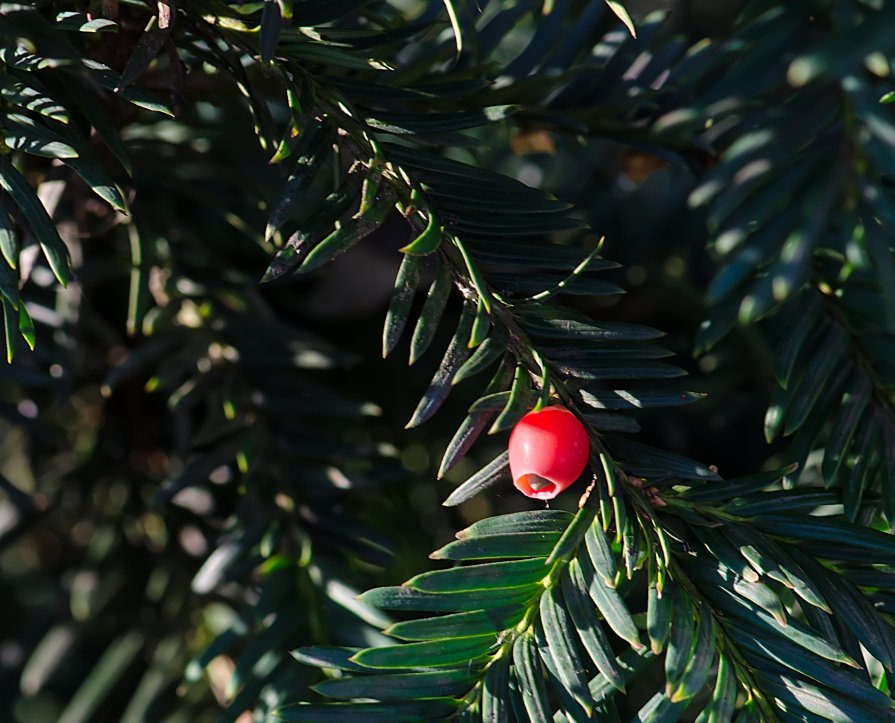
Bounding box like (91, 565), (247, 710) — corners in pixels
(0, 0), (788, 720)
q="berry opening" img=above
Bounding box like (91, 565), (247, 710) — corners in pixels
(517, 473), (557, 499)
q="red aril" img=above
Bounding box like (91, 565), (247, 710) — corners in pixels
(508, 405), (590, 500)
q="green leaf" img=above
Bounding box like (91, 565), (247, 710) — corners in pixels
(550, 342), (673, 361)
(557, 357), (685, 381)
(582, 412), (641, 434)
(385, 608), (525, 641)
(383, 254), (424, 357)
(694, 304), (737, 355)
(0, 259), (18, 309)
(83, 59), (175, 116)
(0, 46), (59, 71)
(688, 555), (857, 668)
(290, 646), (368, 673)
(647, 576), (673, 655)
(425, 185), (571, 218)
(313, 670), (473, 700)
(117, 15), (173, 92)
(665, 587), (695, 690)
(584, 518), (618, 587)
(547, 498), (598, 565)
(469, 240), (613, 271)
(782, 326), (849, 436)
(438, 412), (493, 480)
(774, 299), (819, 389)
(489, 365), (531, 434)
(754, 516), (895, 562)
(0, 77), (69, 123)
(383, 144), (554, 205)
(442, 450), (509, 508)
(579, 389), (705, 411)
(588, 647), (656, 707)
(722, 488), (840, 517)
(400, 213), (443, 255)
(769, 215), (826, 303)
(726, 617), (893, 709)
(446, 354), (512, 466)
(564, 560), (626, 692)
(287, 41), (393, 71)
(264, 124), (331, 242)
(632, 691), (689, 723)
(56, 11), (118, 32)
(300, 190), (395, 273)
(752, 671), (888, 723)
(822, 376), (872, 485)
(455, 236), (494, 313)
(125, 224), (148, 336)
(406, 558), (548, 593)
(695, 655), (737, 723)
(722, 524), (789, 588)
(64, 76), (133, 175)
(683, 465), (794, 503)
(511, 631), (552, 722)
(366, 106), (518, 134)
(458, 510), (574, 538)
(522, 245), (614, 302)
(17, 303), (35, 351)
(0, 158), (71, 286)
(359, 584), (538, 612)
(539, 586), (595, 714)
(60, 139), (128, 212)
(621, 516), (640, 579)
(577, 550), (643, 649)
(519, 309), (663, 342)
(605, 1), (636, 37)
(431, 532), (558, 561)
(0, 205), (18, 269)
(406, 305), (474, 428)
(469, 296), (490, 348)
(800, 553), (895, 673)
(440, 358), (513, 477)
(670, 603), (715, 701)
(3, 298), (17, 363)
(453, 334), (506, 384)
(270, 119), (302, 165)
(275, 699), (459, 721)
(350, 635), (497, 668)
(3, 113), (78, 158)
(445, 213), (584, 236)
(718, 559), (786, 625)
(843, 415), (878, 523)
(607, 437), (722, 481)
(470, 393), (512, 414)
(410, 261), (452, 365)
(260, 0), (282, 63)
(481, 653), (510, 723)
(441, 0), (464, 56)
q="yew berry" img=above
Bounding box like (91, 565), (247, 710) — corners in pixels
(508, 405), (590, 500)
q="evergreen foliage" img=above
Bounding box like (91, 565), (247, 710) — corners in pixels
(2, 1), (895, 721)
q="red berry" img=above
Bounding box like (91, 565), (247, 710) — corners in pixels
(508, 405), (590, 500)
